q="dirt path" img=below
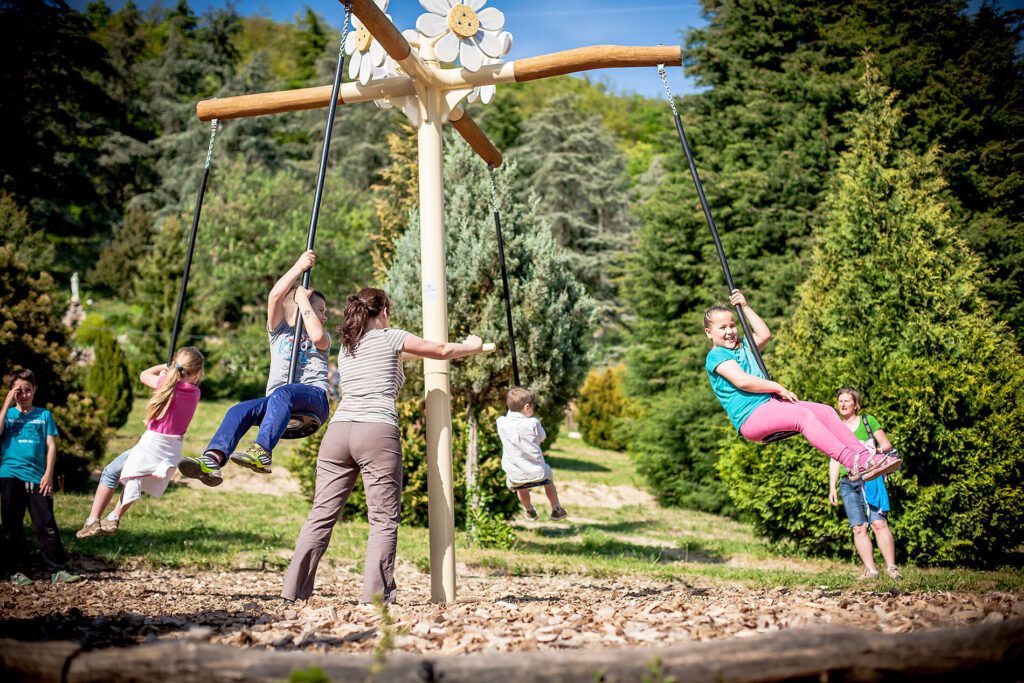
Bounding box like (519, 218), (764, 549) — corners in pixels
(2, 561), (1021, 655)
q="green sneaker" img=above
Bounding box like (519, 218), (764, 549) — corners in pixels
(179, 454), (223, 487)
(51, 570), (82, 584)
(229, 443), (273, 474)
(11, 572), (32, 586)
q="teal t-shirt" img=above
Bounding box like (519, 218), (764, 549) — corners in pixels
(705, 340), (770, 431)
(839, 413), (890, 511)
(0, 407), (58, 484)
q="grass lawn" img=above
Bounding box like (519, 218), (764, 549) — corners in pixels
(45, 400), (1024, 593)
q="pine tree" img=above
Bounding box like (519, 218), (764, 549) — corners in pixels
(371, 120), (418, 278)
(578, 364), (627, 451)
(292, 7), (329, 88)
(385, 136), (596, 521)
(85, 330), (134, 428)
(90, 206), (153, 296)
(718, 63), (1024, 566)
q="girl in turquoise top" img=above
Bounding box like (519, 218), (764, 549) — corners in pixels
(704, 290), (901, 482)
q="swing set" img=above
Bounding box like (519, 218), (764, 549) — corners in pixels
(165, 0), (784, 603)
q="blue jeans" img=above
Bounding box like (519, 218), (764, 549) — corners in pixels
(839, 477), (886, 528)
(205, 384), (329, 462)
(100, 450), (131, 489)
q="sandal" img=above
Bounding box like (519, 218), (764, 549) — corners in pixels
(850, 452), (902, 482)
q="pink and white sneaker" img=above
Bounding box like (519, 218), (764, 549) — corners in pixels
(850, 451), (902, 482)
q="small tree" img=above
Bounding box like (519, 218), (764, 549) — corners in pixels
(578, 364), (626, 451)
(85, 330), (133, 428)
(718, 63), (1024, 566)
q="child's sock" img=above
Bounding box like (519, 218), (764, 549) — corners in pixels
(86, 516), (99, 525)
(106, 512), (120, 522)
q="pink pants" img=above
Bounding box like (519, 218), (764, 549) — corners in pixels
(739, 399), (871, 469)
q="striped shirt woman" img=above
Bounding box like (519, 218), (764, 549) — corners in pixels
(283, 287), (484, 604)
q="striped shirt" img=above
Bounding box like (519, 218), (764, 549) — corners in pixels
(331, 327), (410, 426)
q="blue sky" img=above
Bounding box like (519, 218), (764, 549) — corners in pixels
(73, 0), (1024, 99)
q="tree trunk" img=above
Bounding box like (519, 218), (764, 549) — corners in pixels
(465, 401), (479, 513)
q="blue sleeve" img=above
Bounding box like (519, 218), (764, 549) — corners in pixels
(45, 410), (58, 437)
(705, 347), (731, 374)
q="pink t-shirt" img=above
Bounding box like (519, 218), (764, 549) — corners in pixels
(146, 375), (201, 436)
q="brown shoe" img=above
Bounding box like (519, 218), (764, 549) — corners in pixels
(99, 518), (119, 536)
(76, 520), (102, 539)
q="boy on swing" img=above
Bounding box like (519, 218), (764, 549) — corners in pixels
(179, 251), (331, 485)
(497, 387), (568, 521)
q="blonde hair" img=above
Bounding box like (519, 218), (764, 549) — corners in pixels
(506, 386), (535, 412)
(145, 347), (205, 423)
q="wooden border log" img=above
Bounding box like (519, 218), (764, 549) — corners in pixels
(2, 618), (1021, 683)
(449, 108), (502, 167)
(512, 45), (682, 83)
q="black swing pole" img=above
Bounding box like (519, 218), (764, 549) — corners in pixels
(657, 65), (773, 381)
(286, 3), (351, 383)
(167, 117), (219, 368)
(488, 166), (521, 387)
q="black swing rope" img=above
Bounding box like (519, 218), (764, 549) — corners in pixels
(657, 64), (796, 444)
(167, 117), (219, 367)
(282, 2), (352, 439)
(487, 165), (521, 388)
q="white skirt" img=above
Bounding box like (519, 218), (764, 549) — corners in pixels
(118, 430), (184, 505)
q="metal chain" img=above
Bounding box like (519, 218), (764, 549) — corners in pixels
(487, 165), (500, 214)
(657, 63), (679, 118)
(203, 118), (219, 169)
(338, 1), (352, 56)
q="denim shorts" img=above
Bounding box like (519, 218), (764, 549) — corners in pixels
(839, 477), (886, 528)
(99, 450), (131, 489)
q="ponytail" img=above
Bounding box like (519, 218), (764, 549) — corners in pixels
(145, 347), (205, 423)
(341, 287), (390, 356)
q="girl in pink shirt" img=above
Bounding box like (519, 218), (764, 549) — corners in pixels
(76, 348), (204, 539)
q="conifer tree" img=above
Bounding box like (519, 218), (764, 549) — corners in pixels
(371, 120), (418, 278)
(85, 330), (133, 428)
(718, 64), (1024, 566)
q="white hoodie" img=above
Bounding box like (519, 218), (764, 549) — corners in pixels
(496, 410), (550, 484)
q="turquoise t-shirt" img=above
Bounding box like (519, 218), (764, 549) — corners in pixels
(0, 407), (58, 484)
(839, 413), (890, 511)
(705, 340), (770, 431)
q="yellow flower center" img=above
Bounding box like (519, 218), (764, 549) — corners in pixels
(447, 5), (480, 39)
(355, 24), (373, 53)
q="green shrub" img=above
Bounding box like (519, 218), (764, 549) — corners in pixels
(84, 330), (133, 428)
(578, 364), (627, 450)
(717, 64), (1024, 567)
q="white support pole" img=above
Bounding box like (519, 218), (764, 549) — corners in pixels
(418, 86), (456, 604)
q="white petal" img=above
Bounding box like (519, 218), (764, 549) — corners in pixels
(420, 0), (452, 15)
(476, 30), (502, 57)
(460, 39), (482, 71)
(344, 31), (357, 55)
(402, 28), (419, 42)
(375, 0), (388, 11)
(480, 84), (495, 104)
(499, 31), (512, 55)
(348, 52), (361, 80)
(463, 0), (486, 10)
(359, 53), (373, 84)
(476, 7), (504, 31)
(369, 40), (385, 66)
(467, 88), (480, 103)
(416, 12), (448, 37)
(435, 31), (460, 63)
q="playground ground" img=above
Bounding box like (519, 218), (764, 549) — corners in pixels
(0, 399), (1021, 656)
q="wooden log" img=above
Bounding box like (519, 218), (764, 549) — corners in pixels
(0, 638), (80, 683)
(513, 45), (682, 83)
(449, 109), (503, 167)
(196, 77), (415, 121)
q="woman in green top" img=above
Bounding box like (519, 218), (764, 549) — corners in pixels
(828, 386), (902, 580)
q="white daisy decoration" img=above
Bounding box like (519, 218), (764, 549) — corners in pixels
(415, 0), (512, 72)
(344, 0), (391, 85)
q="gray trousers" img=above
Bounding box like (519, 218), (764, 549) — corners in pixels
(282, 421), (403, 603)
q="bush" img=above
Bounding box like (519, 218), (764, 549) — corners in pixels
(84, 330), (133, 428)
(717, 65), (1024, 566)
(578, 364), (627, 450)
(285, 401), (519, 527)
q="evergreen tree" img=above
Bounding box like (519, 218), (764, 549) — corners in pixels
(718, 64), (1024, 566)
(385, 136), (596, 520)
(291, 7), (329, 88)
(85, 330), (133, 428)
(479, 91), (523, 150)
(578, 364), (627, 451)
(89, 206), (153, 296)
(371, 120), (418, 278)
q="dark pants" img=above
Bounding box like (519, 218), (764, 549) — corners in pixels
(205, 384), (329, 462)
(0, 478), (67, 574)
(282, 421), (403, 603)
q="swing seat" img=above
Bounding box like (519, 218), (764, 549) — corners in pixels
(761, 430), (799, 444)
(282, 411), (322, 439)
(509, 478), (551, 492)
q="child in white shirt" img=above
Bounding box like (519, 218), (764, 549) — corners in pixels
(496, 387), (567, 521)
